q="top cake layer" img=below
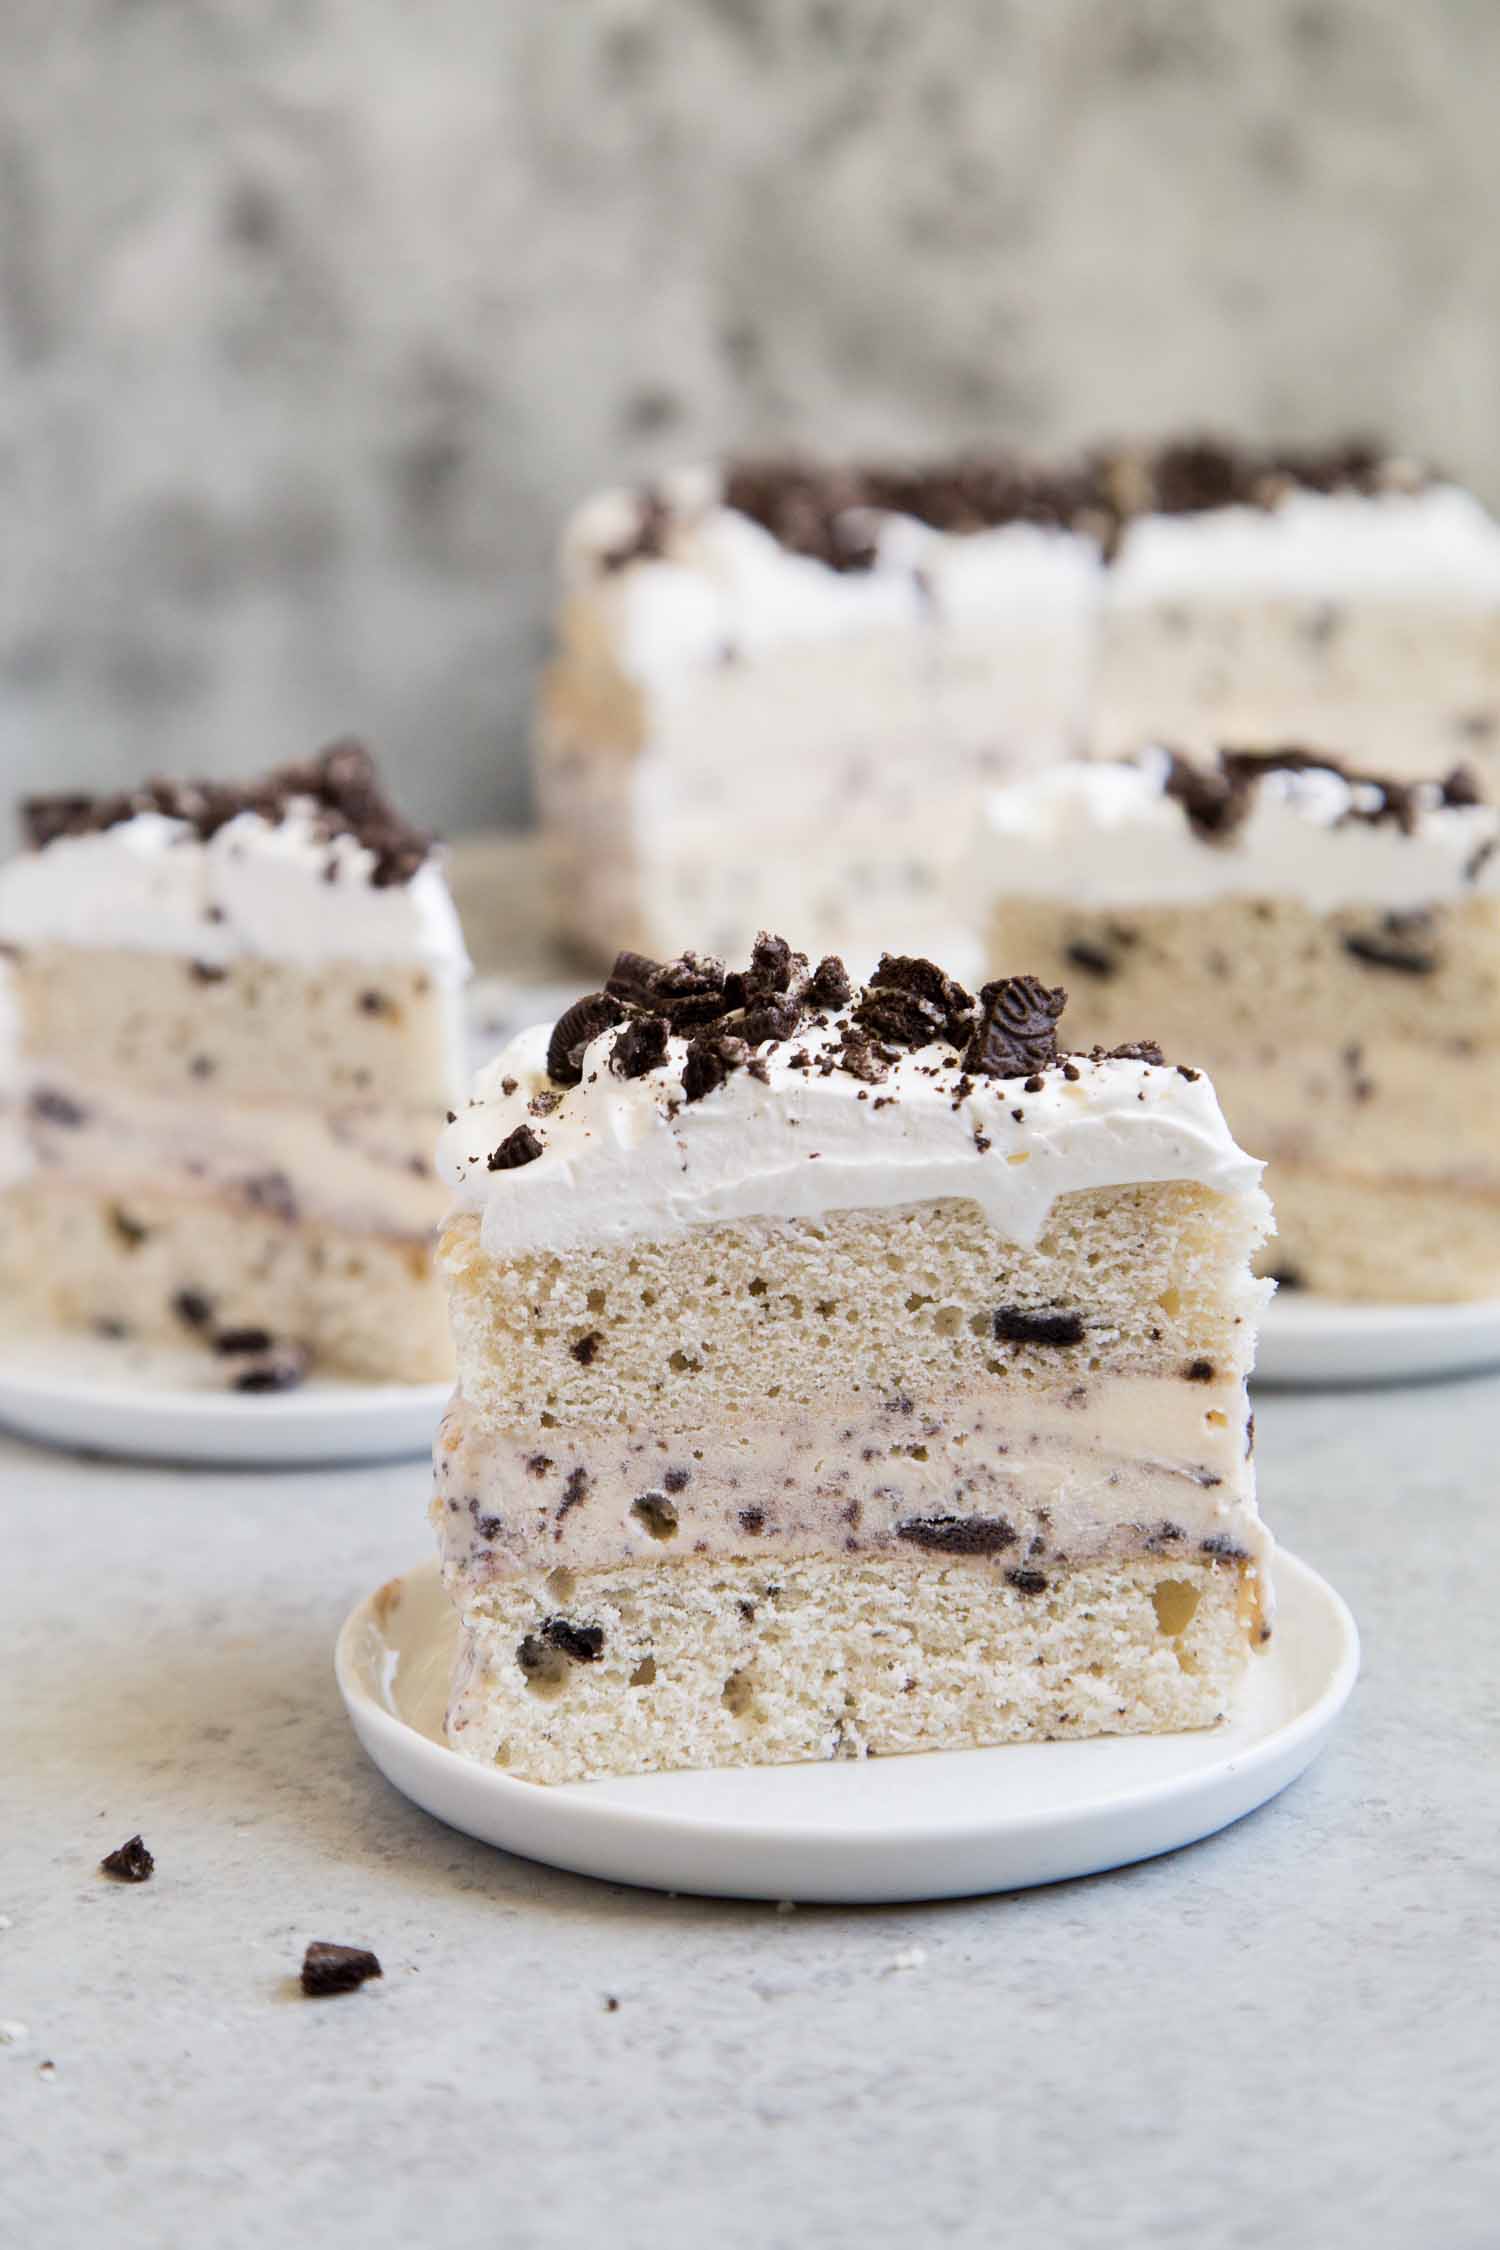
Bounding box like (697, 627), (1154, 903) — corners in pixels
(0, 742), (468, 977)
(982, 748), (1500, 913)
(439, 939), (1263, 1256)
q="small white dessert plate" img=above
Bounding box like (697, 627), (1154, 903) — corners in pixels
(1255, 1290), (1500, 1388)
(0, 1325), (448, 1466)
(337, 1551), (1358, 1905)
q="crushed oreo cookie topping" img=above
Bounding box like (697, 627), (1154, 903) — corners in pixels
(547, 992), (624, 1086)
(964, 976), (1067, 1080)
(23, 739), (433, 887)
(489, 1123), (544, 1171)
(600, 440), (1416, 577)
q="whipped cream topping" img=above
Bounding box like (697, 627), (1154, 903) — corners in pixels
(562, 469), (1102, 686)
(982, 752), (1500, 914)
(441, 1004), (1263, 1258)
(1110, 485), (1500, 606)
(0, 805), (471, 976)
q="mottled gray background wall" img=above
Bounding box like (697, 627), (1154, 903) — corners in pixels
(3, 0), (1498, 836)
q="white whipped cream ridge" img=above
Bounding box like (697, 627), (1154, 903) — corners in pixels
(1110, 485), (1500, 606)
(983, 752), (1500, 914)
(561, 467), (1103, 684)
(441, 995), (1264, 1258)
(0, 805), (470, 976)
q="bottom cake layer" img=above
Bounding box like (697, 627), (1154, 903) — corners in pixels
(1260, 1167), (1500, 1301)
(0, 1180), (452, 1382)
(447, 1552), (1259, 1784)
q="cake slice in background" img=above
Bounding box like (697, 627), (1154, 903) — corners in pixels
(537, 459), (1106, 978)
(1094, 442), (1500, 775)
(0, 741), (469, 1384)
(432, 938), (1272, 1784)
(536, 439), (1500, 976)
(983, 749), (1500, 1303)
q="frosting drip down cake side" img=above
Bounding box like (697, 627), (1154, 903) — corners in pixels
(0, 742), (470, 1383)
(432, 937), (1274, 1784)
(983, 750), (1500, 1303)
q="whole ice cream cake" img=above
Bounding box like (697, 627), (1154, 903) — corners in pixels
(433, 938), (1273, 1784)
(0, 741), (469, 1383)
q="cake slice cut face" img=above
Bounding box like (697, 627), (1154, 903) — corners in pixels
(0, 741), (470, 1382)
(434, 940), (1273, 1784)
(983, 749), (1500, 1303)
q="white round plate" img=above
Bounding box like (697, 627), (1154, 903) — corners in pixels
(1255, 1290), (1500, 1388)
(337, 1552), (1358, 1905)
(0, 1325), (448, 1466)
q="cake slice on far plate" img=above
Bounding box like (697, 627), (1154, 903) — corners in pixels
(982, 747), (1500, 1304)
(0, 740), (469, 1385)
(432, 937), (1274, 1784)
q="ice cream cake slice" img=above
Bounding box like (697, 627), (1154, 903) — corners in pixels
(984, 748), (1500, 1303)
(432, 937), (1273, 1783)
(0, 740), (469, 1383)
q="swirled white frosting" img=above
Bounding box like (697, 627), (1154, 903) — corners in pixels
(441, 1008), (1264, 1257)
(983, 752), (1500, 914)
(0, 805), (470, 976)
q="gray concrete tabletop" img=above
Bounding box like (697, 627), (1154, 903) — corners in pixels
(2, 1369), (1497, 2250)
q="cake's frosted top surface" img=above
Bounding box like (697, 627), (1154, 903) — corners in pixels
(586, 438), (1421, 576)
(984, 749), (1500, 913)
(440, 938), (1263, 1255)
(1, 742), (469, 974)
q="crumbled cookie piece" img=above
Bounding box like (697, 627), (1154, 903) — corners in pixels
(301, 1941), (383, 1997)
(100, 1835), (154, 1884)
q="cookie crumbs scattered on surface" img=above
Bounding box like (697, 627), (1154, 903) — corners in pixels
(301, 1942), (383, 1997)
(100, 1835), (154, 1883)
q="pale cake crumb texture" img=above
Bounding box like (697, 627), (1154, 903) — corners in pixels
(441, 1182), (1271, 1433)
(0, 1182), (453, 1381)
(448, 1553), (1254, 1785)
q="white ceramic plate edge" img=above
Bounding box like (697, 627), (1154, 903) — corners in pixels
(0, 1360), (450, 1466)
(1255, 1290), (1500, 1387)
(337, 1552), (1359, 1904)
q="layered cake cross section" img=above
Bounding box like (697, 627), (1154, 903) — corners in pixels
(0, 741), (469, 1382)
(983, 748), (1500, 1302)
(433, 938), (1273, 1783)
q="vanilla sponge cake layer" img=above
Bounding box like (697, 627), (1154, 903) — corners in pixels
(991, 895), (1500, 1052)
(440, 1184), (1266, 1433)
(0, 1178), (452, 1379)
(1093, 597), (1500, 778)
(446, 1552), (1253, 1784)
(11, 948), (460, 1109)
